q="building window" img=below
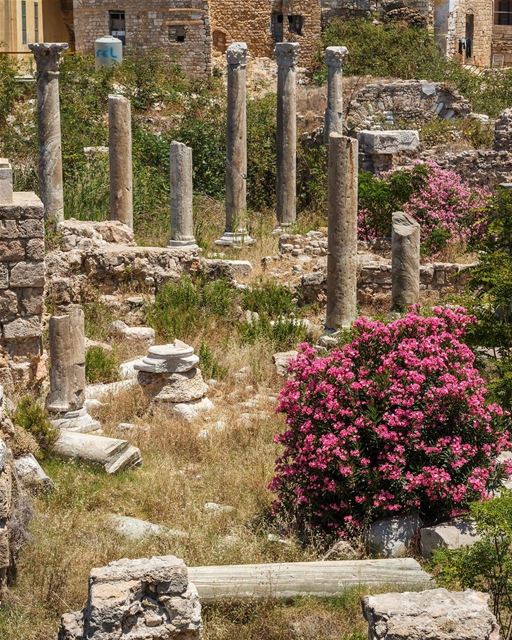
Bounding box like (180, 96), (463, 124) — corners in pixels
(288, 15), (305, 36)
(109, 10), (126, 45)
(34, 2), (39, 42)
(169, 25), (186, 43)
(496, 0), (512, 25)
(271, 12), (284, 42)
(21, 0), (27, 44)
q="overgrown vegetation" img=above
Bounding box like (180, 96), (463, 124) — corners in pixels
(13, 397), (58, 454)
(319, 18), (512, 117)
(433, 491), (512, 640)
(85, 346), (120, 384)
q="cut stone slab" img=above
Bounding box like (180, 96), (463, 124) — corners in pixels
(85, 379), (137, 402)
(50, 407), (101, 433)
(362, 588), (500, 640)
(53, 431), (142, 474)
(14, 454), (53, 491)
(358, 130), (420, 154)
(368, 513), (422, 558)
(153, 368), (209, 404)
(108, 515), (188, 541)
(109, 320), (155, 351)
(420, 518), (480, 559)
(272, 350), (298, 376)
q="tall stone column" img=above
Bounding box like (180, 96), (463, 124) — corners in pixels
(276, 42), (299, 228)
(326, 133), (358, 331)
(46, 306), (100, 432)
(216, 43), (254, 246)
(169, 141), (197, 248)
(391, 211), (420, 312)
(109, 95), (133, 228)
(324, 46), (348, 143)
(29, 43), (68, 225)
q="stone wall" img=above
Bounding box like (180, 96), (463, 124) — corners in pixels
(0, 162), (45, 391)
(73, 0), (212, 77)
(347, 80), (471, 130)
(209, 0), (322, 67)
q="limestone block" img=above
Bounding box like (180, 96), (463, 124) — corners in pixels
(81, 556), (201, 640)
(358, 130), (420, 154)
(0, 192), (44, 220)
(153, 368), (209, 404)
(0, 241), (24, 262)
(0, 265), (8, 289)
(0, 290), (18, 318)
(368, 513), (422, 558)
(0, 159), (13, 204)
(26, 238), (45, 261)
(272, 351), (298, 376)
(57, 611), (83, 640)
(3, 316), (42, 340)
(0, 466), (12, 519)
(14, 454), (53, 491)
(420, 519), (480, 559)
(171, 397), (214, 422)
(362, 588), (500, 640)
(108, 515), (188, 541)
(0, 220), (21, 239)
(109, 320), (155, 351)
(19, 288), (44, 316)
(9, 262), (45, 288)
(18, 218), (45, 238)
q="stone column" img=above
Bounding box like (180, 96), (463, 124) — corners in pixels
(216, 42), (254, 246)
(276, 42), (299, 228)
(169, 141), (197, 248)
(0, 159), (13, 204)
(391, 211), (420, 312)
(46, 306), (100, 432)
(326, 133), (358, 331)
(324, 46), (348, 143)
(109, 95), (133, 229)
(29, 43), (68, 226)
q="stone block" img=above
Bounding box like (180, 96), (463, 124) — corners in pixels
(0, 192), (44, 220)
(18, 288), (44, 316)
(358, 130), (420, 154)
(9, 262), (45, 288)
(362, 588), (500, 640)
(0, 159), (13, 204)
(26, 238), (45, 261)
(420, 519), (480, 559)
(18, 218), (44, 238)
(0, 220), (20, 239)
(0, 265), (7, 289)
(368, 513), (422, 558)
(0, 241), (24, 263)
(0, 290), (18, 318)
(3, 316), (42, 340)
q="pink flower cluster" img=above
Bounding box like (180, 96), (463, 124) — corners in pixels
(403, 161), (489, 247)
(270, 307), (512, 534)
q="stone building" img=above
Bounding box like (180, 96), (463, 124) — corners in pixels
(434, 0), (512, 67)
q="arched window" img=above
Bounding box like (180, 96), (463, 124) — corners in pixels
(496, 0), (512, 25)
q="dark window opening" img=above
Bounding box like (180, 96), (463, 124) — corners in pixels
(21, 0), (27, 44)
(271, 12), (284, 42)
(34, 2), (39, 42)
(288, 15), (304, 36)
(496, 0), (512, 25)
(109, 10), (126, 45)
(169, 25), (186, 42)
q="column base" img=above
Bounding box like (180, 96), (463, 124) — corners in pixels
(214, 231), (255, 247)
(168, 239), (199, 250)
(50, 407), (101, 433)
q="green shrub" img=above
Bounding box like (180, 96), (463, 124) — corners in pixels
(433, 491), (512, 639)
(239, 316), (310, 350)
(145, 277), (236, 340)
(0, 55), (23, 125)
(242, 281), (295, 318)
(83, 301), (115, 342)
(85, 347), (119, 384)
(198, 342), (227, 380)
(13, 397), (58, 453)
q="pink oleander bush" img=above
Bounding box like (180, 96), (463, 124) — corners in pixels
(358, 161), (490, 255)
(270, 307), (512, 535)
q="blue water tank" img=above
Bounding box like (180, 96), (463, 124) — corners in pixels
(95, 36), (123, 69)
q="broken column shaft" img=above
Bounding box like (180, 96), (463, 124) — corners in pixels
(276, 42), (299, 227)
(216, 42), (254, 246)
(169, 141), (197, 248)
(29, 42), (68, 225)
(326, 133), (358, 330)
(391, 211), (420, 312)
(109, 94), (133, 229)
(324, 46), (348, 143)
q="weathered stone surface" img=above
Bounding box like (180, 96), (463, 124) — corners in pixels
(0, 159), (13, 204)
(109, 95), (133, 229)
(109, 321), (155, 351)
(3, 316), (41, 340)
(150, 368), (208, 404)
(420, 519), (480, 559)
(171, 397), (214, 421)
(368, 513), (422, 558)
(324, 46), (348, 141)
(58, 555), (202, 639)
(108, 515), (188, 541)
(14, 453), (53, 491)
(362, 588), (500, 640)
(273, 351), (298, 376)
(391, 211), (420, 311)
(359, 130), (420, 155)
(9, 262), (45, 288)
(169, 141), (196, 248)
